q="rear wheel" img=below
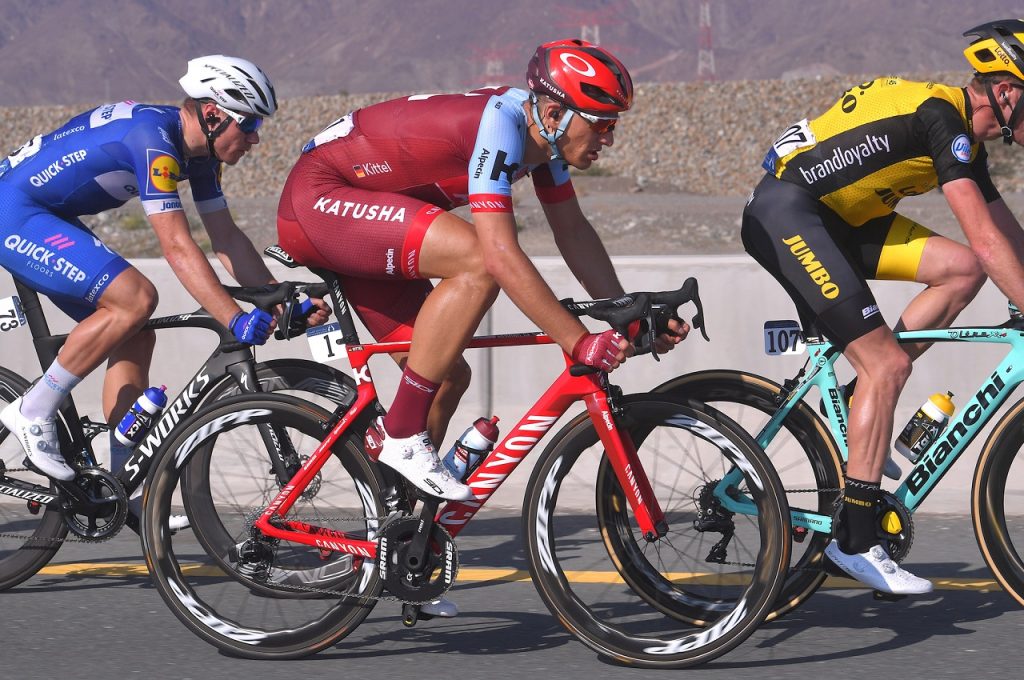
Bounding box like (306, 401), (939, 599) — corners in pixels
(653, 370), (843, 620)
(524, 394), (790, 668)
(142, 394), (385, 659)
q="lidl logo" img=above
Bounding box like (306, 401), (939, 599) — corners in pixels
(148, 151), (182, 193)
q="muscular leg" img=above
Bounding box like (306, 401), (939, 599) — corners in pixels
(842, 326), (913, 482)
(406, 212), (500, 383)
(888, 235), (985, 359)
(56, 268), (158, 380)
(103, 328), (156, 423)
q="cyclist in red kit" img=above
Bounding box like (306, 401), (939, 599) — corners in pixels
(278, 40), (687, 505)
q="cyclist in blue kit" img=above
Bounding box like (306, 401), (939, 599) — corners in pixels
(0, 56), (327, 518)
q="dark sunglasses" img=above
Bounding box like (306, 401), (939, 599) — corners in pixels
(217, 105), (263, 134)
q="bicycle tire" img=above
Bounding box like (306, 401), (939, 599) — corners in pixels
(183, 358), (359, 576)
(523, 393), (790, 668)
(651, 369), (844, 620)
(0, 366), (70, 591)
(142, 393), (386, 659)
(972, 395), (1024, 607)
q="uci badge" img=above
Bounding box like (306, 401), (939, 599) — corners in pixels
(951, 134), (972, 163)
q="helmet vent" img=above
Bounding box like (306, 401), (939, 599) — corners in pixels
(581, 83), (622, 106)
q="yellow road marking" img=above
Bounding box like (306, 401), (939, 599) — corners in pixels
(36, 563), (1004, 591)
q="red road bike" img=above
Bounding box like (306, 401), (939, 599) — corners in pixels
(140, 261), (790, 668)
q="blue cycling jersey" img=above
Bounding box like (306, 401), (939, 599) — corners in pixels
(0, 101), (226, 216)
(0, 101), (227, 319)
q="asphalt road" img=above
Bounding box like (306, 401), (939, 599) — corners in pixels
(2, 512), (1023, 680)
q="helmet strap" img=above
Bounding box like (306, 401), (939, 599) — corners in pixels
(530, 94), (574, 161)
(192, 101), (233, 160)
(983, 82), (1024, 146)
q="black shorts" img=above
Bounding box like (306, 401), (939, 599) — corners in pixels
(741, 174), (933, 349)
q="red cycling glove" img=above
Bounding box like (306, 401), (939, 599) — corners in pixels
(571, 329), (625, 370)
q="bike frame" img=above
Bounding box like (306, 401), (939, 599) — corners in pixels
(714, 325), (1024, 533)
(0, 279), (311, 509)
(253, 332), (668, 556)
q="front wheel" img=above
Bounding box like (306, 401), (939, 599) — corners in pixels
(0, 366), (69, 590)
(142, 394), (386, 659)
(973, 397), (1024, 607)
(523, 394), (790, 668)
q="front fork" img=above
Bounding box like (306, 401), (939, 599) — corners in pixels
(587, 390), (668, 540)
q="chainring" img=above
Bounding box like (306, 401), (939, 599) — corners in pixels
(63, 466), (128, 540)
(831, 490), (914, 563)
(876, 491), (914, 563)
(377, 516), (458, 604)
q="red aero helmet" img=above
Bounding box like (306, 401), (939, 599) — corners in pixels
(526, 39), (634, 116)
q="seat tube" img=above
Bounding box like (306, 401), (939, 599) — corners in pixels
(584, 392), (666, 539)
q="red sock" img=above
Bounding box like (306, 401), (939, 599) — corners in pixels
(383, 366), (440, 438)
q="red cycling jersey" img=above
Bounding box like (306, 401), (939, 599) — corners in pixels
(278, 87), (574, 341)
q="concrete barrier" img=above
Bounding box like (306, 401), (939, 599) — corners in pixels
(1, 255), (1017, 513)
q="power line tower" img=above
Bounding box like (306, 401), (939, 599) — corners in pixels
(697, 0), (716, 81)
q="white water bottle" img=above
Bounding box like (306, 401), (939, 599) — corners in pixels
(894, 391), (954, 463)
(442, 416), (500, 481)
(115, 385), (168, 447)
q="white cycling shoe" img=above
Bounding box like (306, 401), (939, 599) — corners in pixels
(127, 495), (190, 533)
(825, 541), (933, 594)
(420, 596), (458, 618)
(1, 398), (75, 481)
(378, 425), (474, 501)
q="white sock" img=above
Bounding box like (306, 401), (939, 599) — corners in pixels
(21, 359), (82, 420)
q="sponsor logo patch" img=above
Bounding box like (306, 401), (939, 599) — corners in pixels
(148, 151), (182, 193)
(951, 134), (971, 163)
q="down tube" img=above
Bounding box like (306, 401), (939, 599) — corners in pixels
(436, 370), (602, 538)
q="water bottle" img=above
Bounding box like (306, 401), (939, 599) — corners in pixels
(442, 416), (500, 481)
(115, 385), (168, 447)
(894, 391), (954, 463)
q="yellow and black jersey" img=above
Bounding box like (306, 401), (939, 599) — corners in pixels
(761, 77), (1000, 226)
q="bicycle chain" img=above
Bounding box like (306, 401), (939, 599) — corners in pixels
(709, 485), (844, 569)
(0, 466), (122, 544)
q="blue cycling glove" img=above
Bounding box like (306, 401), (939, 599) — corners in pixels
(229, 308), (273, 345)
(299, 298), (316, 316)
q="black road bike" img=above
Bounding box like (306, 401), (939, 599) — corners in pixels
(0, 275), (356, 590)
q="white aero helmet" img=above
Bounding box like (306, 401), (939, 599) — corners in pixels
(179, 54), (277, 117)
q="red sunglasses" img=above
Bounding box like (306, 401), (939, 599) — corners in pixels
(575, 109), (618, 134)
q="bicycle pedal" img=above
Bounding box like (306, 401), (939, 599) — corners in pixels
(791, 526), (808, 543)
(402, 603), (421, 627)
(872, 589), (907, 602)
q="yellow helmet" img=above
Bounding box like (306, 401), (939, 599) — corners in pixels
(964, 20), (1024, 81)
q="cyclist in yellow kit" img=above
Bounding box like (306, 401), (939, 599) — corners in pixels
(742, 20), (1024, 594)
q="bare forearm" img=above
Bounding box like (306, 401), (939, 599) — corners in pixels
(487, 249), (588, 351)
(554, 223), (623, 298)
(164, 238), (240, 326)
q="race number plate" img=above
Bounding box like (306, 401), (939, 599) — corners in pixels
(764, 320), (805, 355)
(307, 322), (344, 363)
(0, 296), (27, 333)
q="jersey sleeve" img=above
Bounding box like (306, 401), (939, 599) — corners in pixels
(187, 159), (229, 214)
(467, 95), (526, 214)
(120, 120), (187, 216)
(916, 98), (990, 190)
(531, 161), (576, 204)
